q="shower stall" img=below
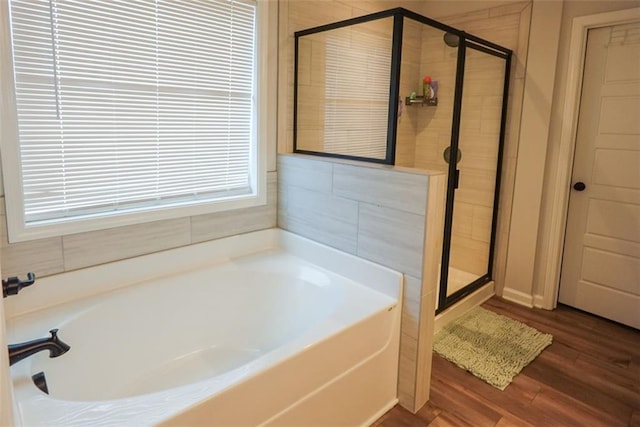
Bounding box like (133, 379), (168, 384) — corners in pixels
(293, 8), (511, 313)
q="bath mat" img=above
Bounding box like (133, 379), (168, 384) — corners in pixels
(433, 307), (552, 390)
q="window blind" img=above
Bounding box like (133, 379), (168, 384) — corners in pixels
(323, 25), (391, 159)
(9, 0), (256, 223)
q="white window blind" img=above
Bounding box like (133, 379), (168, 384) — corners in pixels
(8, 0), (257, 225)
(323, 24), (391, 159)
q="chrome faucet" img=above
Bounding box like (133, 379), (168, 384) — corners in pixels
(8, 329), (70, 366)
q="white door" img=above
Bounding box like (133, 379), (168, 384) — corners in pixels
(559, 22), (640, 329)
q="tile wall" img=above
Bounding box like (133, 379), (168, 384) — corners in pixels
(0, 172), (277, 278)
(296, 16), (395, 158)
(278, 0), (425, 156)
(278, 153), (445, 411)
(433, 2), (532, 294)
(405, 3), (532, 278)
(280, 0), (533, 298)
(394, 18), (423, 168)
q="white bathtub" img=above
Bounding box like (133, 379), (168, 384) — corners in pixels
(5, 229), (402, 426)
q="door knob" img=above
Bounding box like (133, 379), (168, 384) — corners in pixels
(573, 182), (586, 191)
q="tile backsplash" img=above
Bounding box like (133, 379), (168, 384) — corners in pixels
(0, 171), (277, 278)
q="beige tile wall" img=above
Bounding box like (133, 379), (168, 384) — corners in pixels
(411, 2), (531, 280)
(448, 51), (506, 276)
(395, 18), (422, 167)
(296, 34), (326, 152)
(279, 0), (425, 156)
(292, 5), (437, 167)
(278, 153), (445, 412)
(296, 10), (413, 161)
(0, 172), (277, 278)
(289, 1), (532, 282)
(412, 24), (458, 172)
(431, 1), (532, 294)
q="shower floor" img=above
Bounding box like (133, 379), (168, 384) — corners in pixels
(446, 267), (481, 296)
(436, 265), (481, 305)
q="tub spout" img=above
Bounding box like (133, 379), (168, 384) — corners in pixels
(3, 272), (36, 298)
(8, 329), (70, 366)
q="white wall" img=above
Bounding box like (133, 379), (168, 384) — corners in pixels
(533, 0), (640, 302)
(502, 0), (563, 306)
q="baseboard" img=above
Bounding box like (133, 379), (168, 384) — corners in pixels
(434, 282), (495, 334)
(501, 287), (534, 308)
(362, 398), (398, 427)
(533, 294), (546, 308)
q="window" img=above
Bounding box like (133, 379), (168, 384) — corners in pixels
(0, 0), (271, 242)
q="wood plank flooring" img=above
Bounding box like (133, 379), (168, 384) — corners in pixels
(373, 297), (640, 426)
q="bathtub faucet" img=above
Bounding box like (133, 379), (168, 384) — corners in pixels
(3, 272), (36, 298)
(8, 329), (70, 366)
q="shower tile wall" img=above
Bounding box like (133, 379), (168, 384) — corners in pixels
(296, 34), (325, 153)
(296, 15), (401, 160)
(278, 153), (445, 411)
(395, 19), (422, 167)
(409, 25), (458, 175)
(437, 2), (532, 289)
(279, 0), (425, 155)
(398, 2), (532, 280)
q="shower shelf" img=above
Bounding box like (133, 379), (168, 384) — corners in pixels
(405, 96), (438, 106)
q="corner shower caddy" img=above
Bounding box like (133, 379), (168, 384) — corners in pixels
(404, 96), (438, 107)
(293, 8), (512, 313)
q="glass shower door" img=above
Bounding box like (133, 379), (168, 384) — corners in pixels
(438, 42), (509, 310)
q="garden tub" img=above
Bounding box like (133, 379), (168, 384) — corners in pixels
(6, 229), (402, 426)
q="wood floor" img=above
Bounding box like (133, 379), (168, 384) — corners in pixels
(374, 296), (640, 427)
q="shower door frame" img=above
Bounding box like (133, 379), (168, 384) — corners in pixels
(292, 8), (513, 313)
(293, 9), (405, 165)
(436, 41), (512, 313)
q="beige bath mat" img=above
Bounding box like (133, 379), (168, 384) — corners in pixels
(433, 307), (552, 390)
